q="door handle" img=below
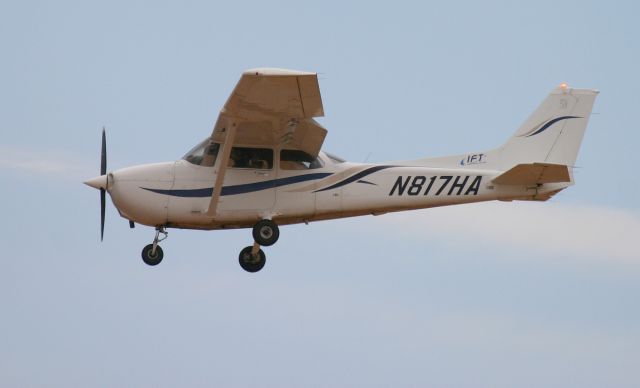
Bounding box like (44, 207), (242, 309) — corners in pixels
(254, 171), (269, 177)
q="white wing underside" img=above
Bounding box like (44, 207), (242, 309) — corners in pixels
(211, 68), (327, 157)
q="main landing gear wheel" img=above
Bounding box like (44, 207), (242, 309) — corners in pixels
(252, 219), (279, 246)
(142, 244), (163, 266)
(239, 246), (266, 273)
(141, 227), (168, 266)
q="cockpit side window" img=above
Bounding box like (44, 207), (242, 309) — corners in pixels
(229, 147), (273, 169)
(280, 149), (324, 170)
(183, 139), (220, 167)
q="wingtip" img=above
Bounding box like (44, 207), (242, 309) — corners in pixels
(243, 68), (315, 76)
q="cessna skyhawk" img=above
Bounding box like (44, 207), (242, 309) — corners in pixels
(84, 68), (598, 272)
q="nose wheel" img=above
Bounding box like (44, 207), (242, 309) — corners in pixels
(142, 244), (163, 266)
(141, 227), (167, 266)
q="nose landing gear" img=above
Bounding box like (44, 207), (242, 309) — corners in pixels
(141, 227), (167, 266)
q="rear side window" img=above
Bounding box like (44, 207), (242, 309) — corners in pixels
(280, 149), (324, 170)
(229, 147), (273, 169)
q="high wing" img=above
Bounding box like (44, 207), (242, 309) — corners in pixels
(206, 68), (327, 216)
(212, 68), (326, 156)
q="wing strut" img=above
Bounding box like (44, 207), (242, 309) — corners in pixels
(206, 120), (237, 216)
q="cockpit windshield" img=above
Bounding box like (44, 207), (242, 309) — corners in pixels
(183, 138), (220, 167)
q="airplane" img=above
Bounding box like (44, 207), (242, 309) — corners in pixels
(84, 68), (598, 272)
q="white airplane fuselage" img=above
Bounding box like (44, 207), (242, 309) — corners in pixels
(105, 152), (565, 231)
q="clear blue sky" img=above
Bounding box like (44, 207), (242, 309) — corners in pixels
(1, 1), (639, 387)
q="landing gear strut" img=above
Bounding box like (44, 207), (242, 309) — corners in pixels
(238, 219), (279, 272)
(141, 227), (167, 266)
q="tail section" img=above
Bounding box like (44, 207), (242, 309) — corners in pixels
(414, 85), (598, 183)
(496, 85), (598, 170)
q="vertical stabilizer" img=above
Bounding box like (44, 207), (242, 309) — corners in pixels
(496, 85), (598, 170)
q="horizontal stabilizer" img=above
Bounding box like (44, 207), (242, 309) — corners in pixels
(492, 163), (571, 185)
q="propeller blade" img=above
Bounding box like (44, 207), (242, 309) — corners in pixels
(101, 127), (107, 176)
(100, 127), (106, 241)
(100, 188), (106, 241)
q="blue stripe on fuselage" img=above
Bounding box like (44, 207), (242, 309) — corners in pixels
(141, 172), (333, 198)
(314, 165), (395, 192)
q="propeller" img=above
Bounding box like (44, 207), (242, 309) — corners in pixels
(100, 128), (107, 241)
(84, 127), (111, 240)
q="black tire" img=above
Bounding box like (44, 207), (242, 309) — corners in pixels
(252, 219), (279, 246)
(238, 246), (266, 273)
(141, 244), (164, 266)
